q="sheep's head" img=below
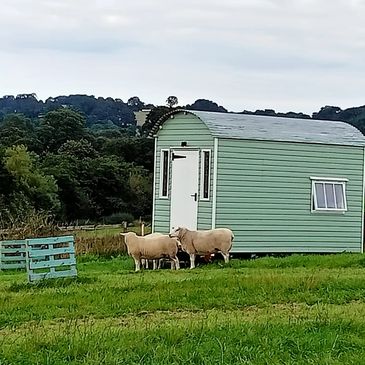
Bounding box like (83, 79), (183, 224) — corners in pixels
(169, 227), (187, 240)
(120, 231), (137, 244)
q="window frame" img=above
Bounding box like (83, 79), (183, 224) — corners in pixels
(200, 149), (211, 201)
(159, 149), (170, 198)
(310, 177), (348, 213)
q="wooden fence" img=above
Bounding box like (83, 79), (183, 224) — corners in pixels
(0, 240), (27, 270)
(26, 236), (77, 282)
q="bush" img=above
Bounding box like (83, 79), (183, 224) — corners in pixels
(103, 212), (134, 225)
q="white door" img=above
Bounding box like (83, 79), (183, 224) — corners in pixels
(170, 149), (199, 230)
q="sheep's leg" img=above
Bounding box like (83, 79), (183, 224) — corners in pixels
(134, 257), (141, 272)
(221, 252), (230, 263)
(141, 259), (148, 269)
(153, 260), (158, 270)
(172, 256), (180, 270)
(157, 259), (162, 270)
(189, 254), (196, 269)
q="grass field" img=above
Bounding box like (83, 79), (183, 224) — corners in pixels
(2, 253), (365, 364)
(73, 225), (151, 238)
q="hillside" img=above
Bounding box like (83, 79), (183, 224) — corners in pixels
(1, 94), (365, 135)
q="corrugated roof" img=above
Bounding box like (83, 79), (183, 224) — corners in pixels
(151, 110), (365, 147)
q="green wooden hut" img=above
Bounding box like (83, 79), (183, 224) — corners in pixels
(149, 110), (365, 253)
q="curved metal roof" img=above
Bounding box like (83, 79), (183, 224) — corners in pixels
(150, 110), (365, 147)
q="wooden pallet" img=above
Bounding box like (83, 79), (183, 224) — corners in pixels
(26, 236), (77, 282)
(0, 240), (27, 270)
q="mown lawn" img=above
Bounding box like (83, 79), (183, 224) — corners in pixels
(2, 254), (365, 364)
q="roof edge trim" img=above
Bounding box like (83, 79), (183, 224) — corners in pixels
(148, 109), (202, 137)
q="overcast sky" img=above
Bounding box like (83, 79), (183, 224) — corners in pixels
(1, 0), (365, 113)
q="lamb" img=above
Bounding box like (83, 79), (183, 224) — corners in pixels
(169, 227), (234, 269)
(121, 232), (180, 272)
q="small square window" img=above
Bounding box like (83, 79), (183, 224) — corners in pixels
(311, 178), (347, 212)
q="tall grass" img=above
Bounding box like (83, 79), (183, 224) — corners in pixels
(75, 235), (127, 256)
(0, 209), (59, 240)
(2, 253), (365, 364)
(73, 225), (151, 256)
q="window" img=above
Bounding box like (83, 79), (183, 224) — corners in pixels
(200, 150), (211, 200)
(311, 177), (347, 212)
(159, 150), (169, 198)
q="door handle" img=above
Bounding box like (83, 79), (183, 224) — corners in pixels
(190, 193), (197, 201)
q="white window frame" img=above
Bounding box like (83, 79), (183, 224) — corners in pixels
(159, 149), (170, 198)
(310, 177), (348, 213)
(200, 149), (211, 201)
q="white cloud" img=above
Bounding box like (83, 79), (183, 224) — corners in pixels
(1, 0), (365, 113)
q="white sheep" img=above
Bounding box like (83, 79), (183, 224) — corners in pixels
(121, 232), (180, 272)
(169, 227), (234, 269)
(142, 233), (164, 270)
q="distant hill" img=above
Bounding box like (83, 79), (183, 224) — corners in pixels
(1, 94), (365, 135)
(0, 94), (136, 127)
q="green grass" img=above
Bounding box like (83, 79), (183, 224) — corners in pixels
(2, 253), (365, 364)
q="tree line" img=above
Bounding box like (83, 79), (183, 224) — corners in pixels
(1, 93), (364, 227)
(0, 108), (154, 226)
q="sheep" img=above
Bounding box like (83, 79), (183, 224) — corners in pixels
(141, 233), (164, 269)
(169, 227), (234, 269)
(143, 233), (179, 270)
(120, 232), (180, 272)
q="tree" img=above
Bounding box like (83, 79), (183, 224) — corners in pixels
(58, 139), (98, 159)
(0, 113), (39, 150)
(127, 96), (145, 111)
(166, 96), (178, 109)
(186, 99), (227, 113)
(312, 106), (342, 121)
(3, 145), (60, 215)
(38, 108), (89, 152)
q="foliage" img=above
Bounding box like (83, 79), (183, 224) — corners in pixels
(0, 107), (154, 225)
(313, 105), (365, 134)
(0, 208), (58, 240)
(102, 212), (134, 225)
(38, 108), (89, 153)
(3, 254), (365, 363)
(241, 108), (311, 119)
(0, 114), (39, 150)
(127, 96), (145, 111)
(3, 145), (60, 215)
(2, 92), (365, 227)
(166, 95), (178, 108)
(0, 94), (137, 129)
(186, 98), (228, 113)
(142, 105), (170, 136)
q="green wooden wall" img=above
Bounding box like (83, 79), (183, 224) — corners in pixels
(215, 139), (364, 253)
(153, 113), (214, 233)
